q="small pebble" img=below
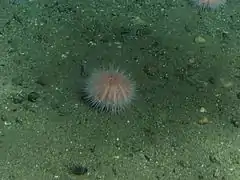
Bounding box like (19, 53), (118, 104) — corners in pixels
(194, 36), (206, 44)
(198, 117), (211, 125)
(199, 107), (207, 113)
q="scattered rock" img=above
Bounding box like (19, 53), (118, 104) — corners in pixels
(199, 107), (207, 113)
(194, 36), (206, 44)
(197, 117), (211, 125)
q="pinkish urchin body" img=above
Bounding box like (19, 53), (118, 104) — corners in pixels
(84, 68), (135, 113)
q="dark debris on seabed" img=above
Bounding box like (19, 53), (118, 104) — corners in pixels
(66, 163), (88, 176)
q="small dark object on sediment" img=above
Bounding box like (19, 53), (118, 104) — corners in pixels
(67, 164), (88, 175)
(27, 92), (39, 102)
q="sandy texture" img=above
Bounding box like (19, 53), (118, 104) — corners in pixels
(0, 0), (239, 180)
